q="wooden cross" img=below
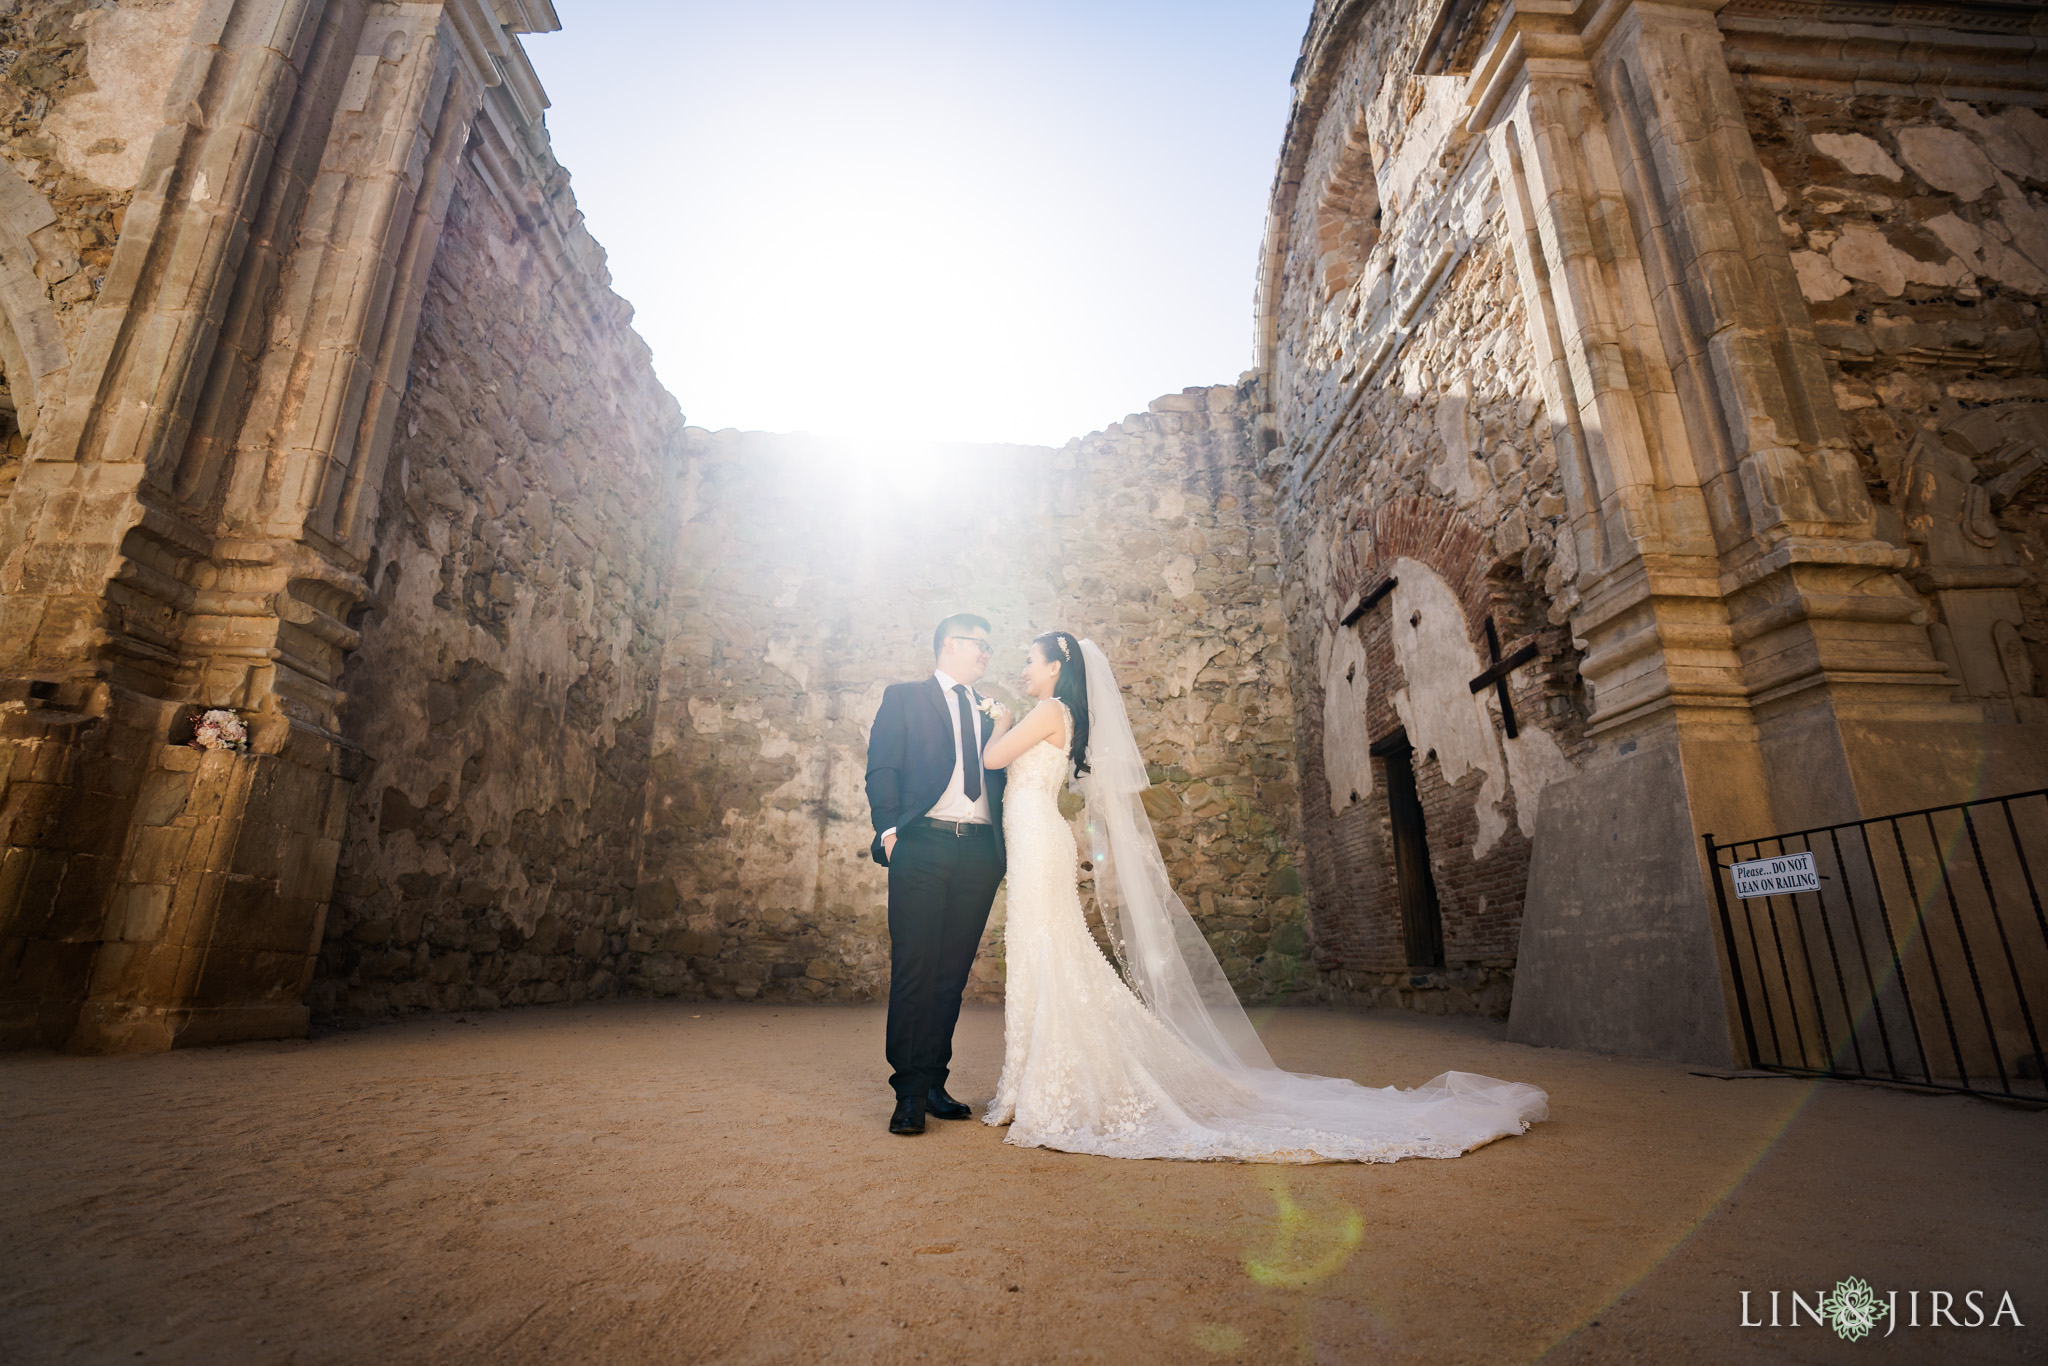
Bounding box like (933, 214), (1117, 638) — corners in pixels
(1468, 617), (1540, 739)
(1340, 575), (1398, 626)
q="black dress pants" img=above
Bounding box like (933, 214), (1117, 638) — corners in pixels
(885, 822), (1004, 1103)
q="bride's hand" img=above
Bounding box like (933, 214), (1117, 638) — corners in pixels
(985, 701), (1012, 734)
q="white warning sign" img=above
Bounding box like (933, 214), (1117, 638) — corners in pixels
(1730, 850), (1821, 900)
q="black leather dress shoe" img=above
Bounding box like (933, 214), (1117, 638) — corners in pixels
(888, 1098), (926, 1135)
(926, 1087), (971, 1120)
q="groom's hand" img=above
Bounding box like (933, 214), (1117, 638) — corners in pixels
(882, 831), (897, 859)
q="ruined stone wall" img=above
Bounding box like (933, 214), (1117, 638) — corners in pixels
(1734, 75), (2048, 720)
(0, 0), (202, 1048)
(1263, 0), (2048, 1047)
(626, 384), (1306, 1008)
(0, 0), (640, 1051)
(308, 152), (684, 1021)
(1264, 1), (1586, 1017)
(0, 0), (189, 428)
(0, 0), (1306, 1041)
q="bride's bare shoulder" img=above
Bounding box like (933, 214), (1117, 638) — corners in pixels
(1035, 697), (1071, 747)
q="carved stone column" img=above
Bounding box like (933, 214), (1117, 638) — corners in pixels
(1432, 0), (2044, 1059)
(0, 0), (553, 1051)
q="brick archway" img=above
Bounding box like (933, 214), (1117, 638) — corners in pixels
(1334, 496), (1497, 649)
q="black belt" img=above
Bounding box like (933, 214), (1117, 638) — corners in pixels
(913, 816), (994, 837)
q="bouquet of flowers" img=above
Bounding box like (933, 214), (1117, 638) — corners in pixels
(190, 708), (250, 753)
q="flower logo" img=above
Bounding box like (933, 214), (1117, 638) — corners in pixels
(1819, 1277), (1888, 1342)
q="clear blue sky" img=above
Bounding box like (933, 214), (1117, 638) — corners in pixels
(523, 1), (1309, 447)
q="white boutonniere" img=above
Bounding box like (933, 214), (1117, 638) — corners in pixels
(974, 695), (1003, 720)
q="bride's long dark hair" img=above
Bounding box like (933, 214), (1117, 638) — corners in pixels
(1035, 630), (1091, 776)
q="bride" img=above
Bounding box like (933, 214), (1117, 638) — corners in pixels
(976, 630), (1548, 1163)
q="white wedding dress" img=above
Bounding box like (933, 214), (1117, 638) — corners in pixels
(983, 643), (1547, 1163)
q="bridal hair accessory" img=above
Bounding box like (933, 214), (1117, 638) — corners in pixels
(1054, 634), (1072, 661)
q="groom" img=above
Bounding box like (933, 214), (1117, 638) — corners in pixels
(865, 613), (1008, 1136)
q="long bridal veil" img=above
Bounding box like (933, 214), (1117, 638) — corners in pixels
(1074, 637), (1277, 1073)
(1071, 637), (1548, 1146)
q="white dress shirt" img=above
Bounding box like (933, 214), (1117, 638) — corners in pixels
(925, 668), (993, 825)
(883, 668), (991, 840)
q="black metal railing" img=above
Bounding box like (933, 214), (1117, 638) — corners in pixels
(1705, 789), (2048, 1105)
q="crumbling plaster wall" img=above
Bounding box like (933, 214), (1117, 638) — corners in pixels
(1739, 83), (2048, 718)
(308, 150), (685, 1021)
(0, 0), (186, 474)
(1266, 0), (2048, 1028)
(0, 0), (610, 1053)
(631, 384), (1307, 1008)
(1266, 2), (1588, 1016)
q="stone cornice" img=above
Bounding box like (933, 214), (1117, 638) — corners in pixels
(448, 0), (554, 129)
(1718, 0), (2048, 98)
(1718, 0), (2048, 35)
(1259, 0), (2048, 485)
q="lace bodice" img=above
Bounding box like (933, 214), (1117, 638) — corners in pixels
(1002, 702), (1073, 806)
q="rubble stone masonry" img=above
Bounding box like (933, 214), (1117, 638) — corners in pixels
(1261, 0), (2048, 1053)
(620, 386), (1305, 1011)
(0, 1), (1308, 1046)
(1266, 0), (1591, 1017)
(1730, 74), (2048, 718)
(306, 149), (684, 1022)
(8, 0), (2046, 1056)
(312, 379), (1310, 1018)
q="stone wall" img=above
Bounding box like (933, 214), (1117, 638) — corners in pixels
(625, 384), (1307, 1009)
(0, 0), (1309, 1045)
(307, 372), (1304, 1021)
(307, 380), (1305, 1021)
(1260, 0), (2048, 1055)
(306, 149), (684, 1021)
(1734, 80), (2048, 721)
(1263, 0), (1587, 1017)
(14, 0), (2041, 1059)
(0, 0), (673, 1052)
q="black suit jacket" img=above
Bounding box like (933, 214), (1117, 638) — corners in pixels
(865, 676), (1006, 865)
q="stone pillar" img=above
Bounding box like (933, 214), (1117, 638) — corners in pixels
(1477, 3), (1762, 1060)
(0, 0), (542, 1051)
(1447, 0), (2045, 1060)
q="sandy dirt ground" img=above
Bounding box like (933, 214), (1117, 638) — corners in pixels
(2, 1001), (2043, 1365)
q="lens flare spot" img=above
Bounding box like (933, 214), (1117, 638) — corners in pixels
(1191, 1323), (1247, 1354)
(1242, 1172), (1365, 1289)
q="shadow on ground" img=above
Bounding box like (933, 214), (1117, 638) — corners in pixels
(2, 1002), (2043, 1364)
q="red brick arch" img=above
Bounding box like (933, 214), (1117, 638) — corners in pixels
(1332, 497), (1499, 651)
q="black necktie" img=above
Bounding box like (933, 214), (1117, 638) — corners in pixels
(953, 684), (982, 801)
